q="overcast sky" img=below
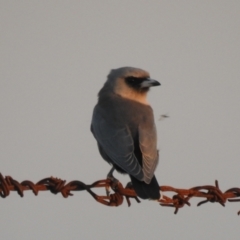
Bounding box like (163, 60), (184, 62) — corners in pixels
(1, 1), (240, 239)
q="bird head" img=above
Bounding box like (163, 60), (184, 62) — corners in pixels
(105, 67), (161, 104)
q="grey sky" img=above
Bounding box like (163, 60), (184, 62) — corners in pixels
(1, 1), (240, 239)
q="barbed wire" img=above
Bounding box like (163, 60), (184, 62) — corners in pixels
(1, 172), (240, 214)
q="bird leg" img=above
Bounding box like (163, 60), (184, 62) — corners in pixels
(106, 167), (119, 196)
(125, 181), (133, 189)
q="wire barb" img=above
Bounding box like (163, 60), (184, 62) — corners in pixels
(1, 173), (240, 214)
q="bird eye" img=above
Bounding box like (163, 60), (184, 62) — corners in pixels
(126, 76), (137, 83)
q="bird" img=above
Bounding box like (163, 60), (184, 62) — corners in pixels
(91, 67), (161, 199)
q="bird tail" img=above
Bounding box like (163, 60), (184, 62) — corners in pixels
(130, 175), (160, 199)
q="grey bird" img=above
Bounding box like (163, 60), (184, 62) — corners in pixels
(91, 67), (161, 199)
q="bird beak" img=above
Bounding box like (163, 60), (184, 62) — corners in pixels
(140, 78), (161, 88)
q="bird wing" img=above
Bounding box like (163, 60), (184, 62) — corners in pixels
(91, 109), (144, 181)
(139, 123), (159, 184)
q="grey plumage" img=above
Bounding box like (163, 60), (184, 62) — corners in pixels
(91, 67), (161, 199)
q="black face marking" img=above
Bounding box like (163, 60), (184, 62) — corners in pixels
(125, 76), (148, 89)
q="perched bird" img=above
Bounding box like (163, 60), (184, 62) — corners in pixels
(91, 67), (161, 199)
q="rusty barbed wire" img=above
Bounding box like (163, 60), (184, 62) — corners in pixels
(1, 172), (240, 214)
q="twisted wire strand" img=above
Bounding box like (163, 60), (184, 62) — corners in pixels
(1, 173), (240, 214)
